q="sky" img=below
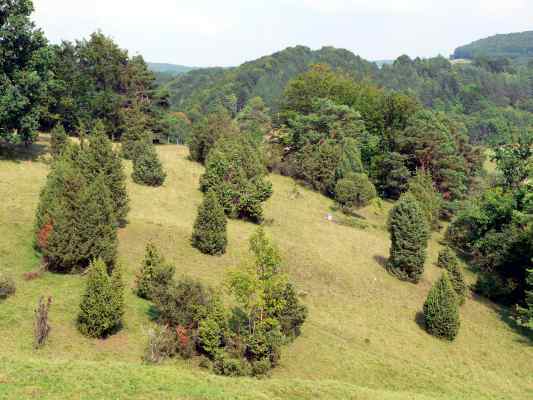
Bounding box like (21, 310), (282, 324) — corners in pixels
(32, 0), (533, 67)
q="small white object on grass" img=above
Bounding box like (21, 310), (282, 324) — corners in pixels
(326, 213), (333, 221)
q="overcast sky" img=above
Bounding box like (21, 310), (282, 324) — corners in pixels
(32, 0), (533, 67)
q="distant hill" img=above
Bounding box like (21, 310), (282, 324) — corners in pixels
(163, 46), (378, 112)
(453, 31), (533, 63)
(147, 62), (197, 75)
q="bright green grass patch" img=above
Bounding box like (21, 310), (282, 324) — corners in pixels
(0, 138), (531, 399)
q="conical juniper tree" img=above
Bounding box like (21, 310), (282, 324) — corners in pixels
(423, 271), (460, 341)
(40, 155), (86, 271)
(437, 247), (467, 305)
(132, 142), (166, 186)
(136, 242), (175, 300)
(50, 124), (69, 158)
(387, 193), (429, 283)
(44, 171), (117, 272)
(407, 170), (442, 231)
(121, 102), (151, 160)
(192, 190), (227, 255)
(78, 258), (123, 338)
(75, 175), (118, 268)
(80, 122), (129, 223)
(35, 143), (82, 249)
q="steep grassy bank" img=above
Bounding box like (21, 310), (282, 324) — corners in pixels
(0, 138), (531, 399)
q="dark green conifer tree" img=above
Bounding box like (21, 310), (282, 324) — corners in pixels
(81, 122), (129, 222)
(77, 175), (118, 266)
(387, 193), (429, 283)
(407, 171), (442, 230)
(136, 242), (175, 300)
(423, 271), (460, 340)
(437, 247), (467, 304)
(200, 135), (272, 222)
(45, 173), (117, 271)
(120, 103), (152, 160)
(50, 124), (69, 158)
(78, 258), (122, 338)
(132, 143), (166, 186)
(41, 156), (87, 271)
(192, 191), (227, 255)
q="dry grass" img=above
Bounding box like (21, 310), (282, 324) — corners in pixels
(0, 137), (531, 399)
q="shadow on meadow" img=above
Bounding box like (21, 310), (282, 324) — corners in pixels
(0, 139), (49, 163)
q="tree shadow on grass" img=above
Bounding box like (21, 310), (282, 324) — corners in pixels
(414, 311), (426, 332)
(374, 254), (388, 269)
(470, 292), (533, 345)
(329, 205), (367, 220)
(500, 307), (533, 346)
(0, 141), (48, 163)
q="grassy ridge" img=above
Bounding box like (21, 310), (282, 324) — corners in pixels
(0, 138), (531, 399)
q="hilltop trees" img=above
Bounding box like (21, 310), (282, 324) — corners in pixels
(387, 194), (429, 283)
(192, 191), (227, 255)
(45, 31), (155, 137)
(78, 258), (124, 338)
(0, 0), (51, 144)
(423, 272), (460, 340)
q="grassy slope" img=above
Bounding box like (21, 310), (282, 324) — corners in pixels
(0, 138), (531, 399)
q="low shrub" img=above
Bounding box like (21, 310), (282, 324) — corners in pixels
(334, 173), (376, 210)
(143, 325), (178, 364)
(0, 273), (16, 299)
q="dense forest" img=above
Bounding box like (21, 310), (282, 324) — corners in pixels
(162, 45), (533, 146)
(1, 1), (532, 397)
(453, 31), (533, 63)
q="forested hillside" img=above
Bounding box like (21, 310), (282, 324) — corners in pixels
(453, 31), (533, 63)
(163, 45), (533, 145)
(162, 46), (378, 114)
(148, 63), (196, 75)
